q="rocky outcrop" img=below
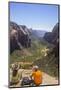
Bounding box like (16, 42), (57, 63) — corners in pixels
(10, 22), (31, 53)
(44, 23), (59, 57)
(44, 23), (59, 45)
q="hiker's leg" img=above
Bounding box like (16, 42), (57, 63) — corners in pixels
(30, 79), (35, 86)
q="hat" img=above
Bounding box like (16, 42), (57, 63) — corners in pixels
(32, 65), (39, 70)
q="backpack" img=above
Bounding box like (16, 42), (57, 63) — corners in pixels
(21, 77), (31, 85)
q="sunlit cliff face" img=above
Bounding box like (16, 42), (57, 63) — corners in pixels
(10, 29), (18, 41)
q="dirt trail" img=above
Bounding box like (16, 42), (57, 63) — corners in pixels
(42, 72), (58, 85)
(10, 69), (58, 87)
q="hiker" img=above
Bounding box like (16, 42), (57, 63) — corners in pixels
(10, 63), (22, 86)
(31, 65), (42, 86)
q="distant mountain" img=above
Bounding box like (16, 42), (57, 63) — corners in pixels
(31, 30), (46, 38)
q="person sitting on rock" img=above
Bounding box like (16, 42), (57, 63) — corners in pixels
(31, 65), (42, 86)
(10, 63), (22, 86)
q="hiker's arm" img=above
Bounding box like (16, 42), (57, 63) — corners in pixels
(18, 70), (22, 80)
(30, 72), (34, 79)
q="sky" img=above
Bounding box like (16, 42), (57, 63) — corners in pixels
(9, 2), (59, 32)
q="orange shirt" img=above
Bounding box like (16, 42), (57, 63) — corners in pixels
(32, 70), (42, 85)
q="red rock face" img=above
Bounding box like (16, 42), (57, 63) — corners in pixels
(10, 21), (31, 53)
